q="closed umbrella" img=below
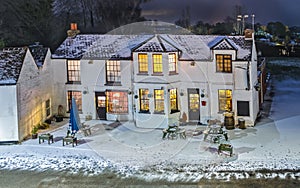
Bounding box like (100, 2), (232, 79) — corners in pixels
(69, 98), (81, 134)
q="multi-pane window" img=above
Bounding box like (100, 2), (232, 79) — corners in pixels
(153, 54), (163, 73)
(168, 53), (177, 73)
(169, 88), (178, 113)
(45, 99), (51, 117)
(154, 89), (164, 113)
(67, 60), (81, 83)
(139, 89), (149, 112)
(106, 91), (128, 114)
(106, 60), (121, 84)
(67, 91), (82, 112)
(216, 55), (232, 73)
(138, 54), (148, 73)
(218, 89), (232, 112)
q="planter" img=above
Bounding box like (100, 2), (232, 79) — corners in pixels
(55, 116), (63, 122)
(32, 133), (38, 139)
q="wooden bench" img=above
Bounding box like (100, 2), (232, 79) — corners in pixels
(63, 136), (78, 147)
(39, 134), (54, 144)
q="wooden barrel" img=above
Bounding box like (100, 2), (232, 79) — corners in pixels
(224, 113), (235, 130)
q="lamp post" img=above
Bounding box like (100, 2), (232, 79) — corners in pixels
(251, 14), (255, 31)
(237, 14), (248, 35)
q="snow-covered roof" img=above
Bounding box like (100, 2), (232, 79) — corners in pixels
(0, 47), (27, 85)
(134, 35), (179, 53)
(29, 43), (48, 67)
(52, 35), (103, 59)
(52, 34), (252, 61)
(83, 35), (152, 59)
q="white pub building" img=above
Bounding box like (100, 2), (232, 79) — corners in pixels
(52, 24), (259, 129)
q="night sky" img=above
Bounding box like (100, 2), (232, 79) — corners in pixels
(141, 0), (300, 26)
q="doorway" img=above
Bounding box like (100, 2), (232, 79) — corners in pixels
(187, 88), (200, 122)
(95, 92), (106, 120)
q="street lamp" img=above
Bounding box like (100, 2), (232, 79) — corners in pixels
(237, 14), (248, 35)
(251, 14), (255, 31)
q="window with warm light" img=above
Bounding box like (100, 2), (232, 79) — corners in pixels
(168, 53), (177, 73)
(153, 54), (163, 74)
(216, 55), (232, 73)
(106, 91), (128, 114)
(154, 89), (164, 113)
(138, 54), (148, 73)
(67, 60), (81, 83)
(139, 89), (149, 112)
(67, 91), (82, 112)
(170, 88), (179, 113)
(218, 89), (232, 112)
(106, 60), (121, 84)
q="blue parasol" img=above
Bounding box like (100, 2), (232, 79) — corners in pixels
(69, 98), (81, 134)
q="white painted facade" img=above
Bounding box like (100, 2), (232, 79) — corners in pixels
(0, 48), (53, 142)
(52, 33), (259, 129)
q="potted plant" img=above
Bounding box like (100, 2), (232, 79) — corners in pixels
(31, 125), (39, 139)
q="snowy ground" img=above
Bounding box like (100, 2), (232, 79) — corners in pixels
(0, 60), (300, 182)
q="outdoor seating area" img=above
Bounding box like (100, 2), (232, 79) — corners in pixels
(62, 136), (78, 147)
(38, 133), (54, 145)
(162, 124), (186, 140)
(203, 124), (228, 143)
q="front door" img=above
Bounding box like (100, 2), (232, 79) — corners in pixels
(188, 88), (200, 123)
(95, 92), (106, 120)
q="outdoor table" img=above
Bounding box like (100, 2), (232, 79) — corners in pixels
(209, 124), (221, 134)
(38, 133), (54, 144)
(63, 136), (78, 147)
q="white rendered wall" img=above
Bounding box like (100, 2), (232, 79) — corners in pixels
(0, 86), (18, 142)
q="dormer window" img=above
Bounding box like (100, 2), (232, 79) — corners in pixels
(168, 53), (177, 74)
(216, 54), (232, 73)
(153, 54), (163, 74)
(138, 53), (148, 74)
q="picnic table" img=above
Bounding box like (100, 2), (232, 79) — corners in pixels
(39, 133), (54, 144)
(63, 136), (78, 147)
(162, 125), (186, 140)
(203, 124), (227, 143)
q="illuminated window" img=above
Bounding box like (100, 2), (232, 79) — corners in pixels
(216, 55), (232, 73)
(138, 54), (148, 73)
(45, 99), (51, 117)
(169, 88), (178, 113)
(139, 89), (149, 112)
(106, 91), (128, 114)
(67, 91), (82, 112)
(168, 53), (177, 73)
(106, 60), (121, 84)
(218, 89), (232, 112)
(153, 54), (162, 73)
(154, 89), (164, 113)
(67, 60), (81, 83)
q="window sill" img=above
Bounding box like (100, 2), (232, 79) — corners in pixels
(169, 72), (178, 76)
(137, 73), (149, 76)
(170, 110), (180, 114)
(105, 82), (122, 86)
(216, 71), (232, 74)
(154, 112), (165, 115)
(151, 73), (163, 76)
(139, 111), (150, 114)
(66, 81), (81, 85)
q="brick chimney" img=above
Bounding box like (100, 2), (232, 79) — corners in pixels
(67, 23), (80, 38)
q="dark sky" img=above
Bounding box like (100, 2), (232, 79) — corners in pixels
(141, 0), (300, 26)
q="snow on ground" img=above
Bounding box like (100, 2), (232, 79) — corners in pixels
(0, 60), (300, 181)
